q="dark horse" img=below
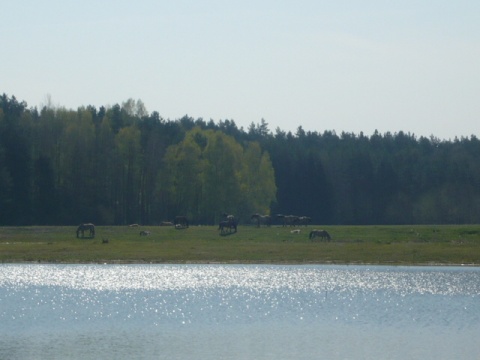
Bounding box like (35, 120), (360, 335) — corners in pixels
(76, 223), (95, 238)
(251, 213), (272, 227)
(219, 213), (237, 235)
(218, 219), (237, 234)
(309, 229), (331, 241)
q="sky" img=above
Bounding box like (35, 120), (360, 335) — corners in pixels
(2, 0), (479, 140)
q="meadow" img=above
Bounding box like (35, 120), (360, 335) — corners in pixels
(0, 224), (479, 265)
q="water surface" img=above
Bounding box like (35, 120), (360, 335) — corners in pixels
(1, 264), (479, 359)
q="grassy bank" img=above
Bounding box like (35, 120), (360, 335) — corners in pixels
(0, 225), (479, 265)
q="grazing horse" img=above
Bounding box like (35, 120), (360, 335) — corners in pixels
(251, 213), (272, 227)
(76, 223), (95, 238)
(174, 216), (189, 229)
(309, 229), (331, 241)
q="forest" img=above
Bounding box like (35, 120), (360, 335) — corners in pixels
(1, 93), (480, 226)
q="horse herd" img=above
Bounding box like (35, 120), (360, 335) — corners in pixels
(76, 214), (332, 241)
(250, 214), (313, 228)
(220, 213), (331, 241)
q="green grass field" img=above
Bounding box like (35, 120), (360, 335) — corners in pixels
(0, 224), (479, 265)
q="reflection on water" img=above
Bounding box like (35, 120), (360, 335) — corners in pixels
(1, 264), (479, 359)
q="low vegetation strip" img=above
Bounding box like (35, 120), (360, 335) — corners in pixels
(0, 225), (479, 265)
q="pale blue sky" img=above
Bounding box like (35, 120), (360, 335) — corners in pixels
(2, 1), (479, 139)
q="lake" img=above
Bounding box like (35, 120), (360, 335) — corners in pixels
(1, 264), (479, 359)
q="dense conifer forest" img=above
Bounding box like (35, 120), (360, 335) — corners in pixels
(1, 93), (480, 226)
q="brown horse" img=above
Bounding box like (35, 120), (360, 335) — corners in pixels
(76, 223), (95, 238)
(219, 214), (237, 235)
(251, 213), (272, 227)
(277, 214), (299, 227)
(309, 229), (331, 241)
(296, 216), (312, 226)
(218, 220), (237, 234)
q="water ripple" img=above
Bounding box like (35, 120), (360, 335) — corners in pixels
(1, 264), (479, 359)
(1, 264), (479, 296)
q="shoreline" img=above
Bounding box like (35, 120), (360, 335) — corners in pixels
(1, 260), (478, 267)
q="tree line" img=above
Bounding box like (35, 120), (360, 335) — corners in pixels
(1, 93), (480, 226)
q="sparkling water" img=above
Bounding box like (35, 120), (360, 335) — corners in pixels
(1, 264), (479, 359)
